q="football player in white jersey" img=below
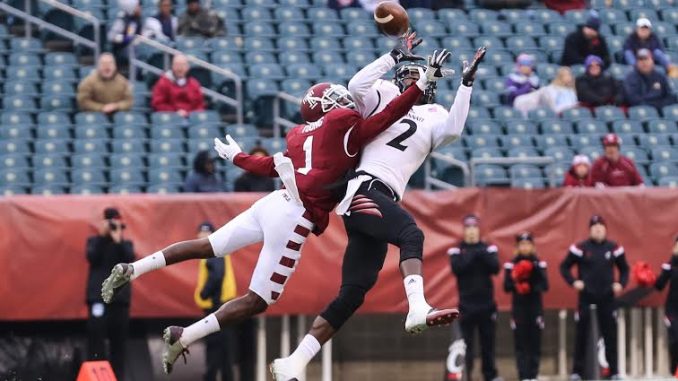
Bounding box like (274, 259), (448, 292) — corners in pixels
(270, 36), (486, 380)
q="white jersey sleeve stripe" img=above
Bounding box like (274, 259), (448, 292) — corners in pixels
(569, 244), (583, 256)
(613, 246), (625, 257)
(448, 247), (460, 256)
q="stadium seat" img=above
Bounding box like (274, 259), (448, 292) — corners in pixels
(1, 112), (33, 127)
(113, 125), (147, 140)
(469, 9), (498, 22)
(3, 96), (38, 113)
(545, 162), (570, 186)
(0, 125), (32, 140)
(506, 36), (537, 51)
(612, 120), (645, 134)
(507, 147), (540, 158)
(447, 20), (480, 37)
(73, 139), (109, 154)
(339, 7), (369, 21)
(510, 165), (544, 180)
(467, 120), (503, 135)
(111, 139), (145, 154)
(313, 22), (345, 37)
(0, 154), (30, 170)
(650, 161), (678, 179)
(471, 91), (501, 107)
(529, 109), (558, 123)
(576, 119), (608, 134)
(244, 37), (276, 51)
(69, 184), (104, 194)
(147, 183), (182, 194)
(34, 139), (70, 154)
(470, 147), (504, 159)
(109, 153), (144, 169)
(286, 63), (321, 79)
(540, 120), (574, 135)
(623, 147), (650, 164)
(148, 168), (183, 184)
(616, 133), (638, 147)
(248, 63), (285, 79)
(6, 66), (41, 83)
(207, 37), (244, 52)
(662, 104), (678, 120)
(244, 21), (276, 37)
(241, 6), (272, 21)
(464, 135), (500, 149)
(544, 146), (575, 163)
(346, 21), (379, 37)
(416, 20), (447, 37)
(75, 112), (109, 126)
(150, 125), (185, 140)
(511, 177), (546, 189)
(109, 168), (145, 186)
(148, 153), (183, 169)
(534, 135), (568, 150)
(652, 146), (678, 162)
(647, 120), (678, 134)
(4, 81), (39, 96)
(637, 133), (671, 149)
(310, 36), (342, 51)
(32, 167), (69, 186)
(227, 124), (259, 138)
(474, 164), (509, 186)
(275, 7), (305, 21)
(151, 112), (186, 127)
(347, 50), (377, 67)
(307, 7), (339, 22)
(628, 105), (659, 121)
(32, 154), (68, 169)
(70, 153), (106, 169)
(187, 139), (213, 153)
(108, 184), (143, 194)
(594, 106), (626, 122)
(36, 124), (71, 140)
(657, 176), (678, 187)
(149, 139), (184, 154)
(578, 146), (602, 161)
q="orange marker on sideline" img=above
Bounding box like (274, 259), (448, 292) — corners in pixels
(76, 361), (117, 381)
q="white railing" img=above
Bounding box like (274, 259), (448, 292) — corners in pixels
(128, 35), (244, 125)
(0, 0), (101, 58)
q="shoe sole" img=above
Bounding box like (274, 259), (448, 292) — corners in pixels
(101, 264), (125, 304)
(269, 362), (298, 381)
(162, 327), (173, 374)
(426, 308), (460, 328)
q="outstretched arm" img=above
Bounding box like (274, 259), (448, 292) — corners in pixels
(214, 135), (280, 178)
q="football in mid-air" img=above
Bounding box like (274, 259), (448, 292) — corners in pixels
(373, 2), (409, 37)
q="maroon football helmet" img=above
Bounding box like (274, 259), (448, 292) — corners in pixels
(300, 82), (355, 123)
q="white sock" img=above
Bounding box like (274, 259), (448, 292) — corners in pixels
(286, 334), (321, 374)
(130, 251), (166, 279)
(179, 313), (220, 347)
(404, 275), (430, 311)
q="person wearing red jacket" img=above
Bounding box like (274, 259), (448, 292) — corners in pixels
(591, 133), (644, 187)
(503, 232), (549, 381)
(564, 155), (594, 187)
(151, 53), (205, 117)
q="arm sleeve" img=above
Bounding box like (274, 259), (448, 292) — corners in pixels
(560, 248), (579, 286)
(86, 237), (107, 265)
(77, 78), (105, 112)
(432, 84), (473, 149)
(347, 53), (397, 111)
(232, 152), (279, 178)
(560, 35), (580, 66)
(449, 247), (474, 276)
(151, 78), (176, 112)
(347, 83), (423, 149)
(191, 80), (206, 111)
(614, 246), (630, 287)
(576, 77), (606, 105)
(503, 263), (515, 293)
(481, 245), (500, 274)
(624, 50), (637, 66)
(655, 262), (672, 290)
(534, 261), (549, 292)
(118, 81), (133, 111)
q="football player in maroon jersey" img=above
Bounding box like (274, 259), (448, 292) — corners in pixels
(100, 42), (449, 374)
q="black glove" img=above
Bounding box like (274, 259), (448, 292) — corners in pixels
(390, 30), (424, 63)
(461, 46), (487, 87)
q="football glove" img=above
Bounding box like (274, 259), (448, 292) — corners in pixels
(213, 134), (242, 162)
(390, 30), (424, 63)
(461, 46), (487, 87)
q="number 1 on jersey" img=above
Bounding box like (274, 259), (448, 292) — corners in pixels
(297, 136), (313, 175)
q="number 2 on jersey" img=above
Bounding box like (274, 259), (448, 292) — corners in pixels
(297, 136), (313, 175)
(386, 119), (418, 152)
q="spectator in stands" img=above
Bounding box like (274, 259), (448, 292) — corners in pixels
(151, 54), (205, 116)
(560, 215), (629, 381)
(544, 0), (585, 14)
(86, 207), (135, 381)
(108, 0), (143, 70)
(504, 53), (540, 106)
(575, 55), (623, 107)
(514, 67), (578, 116)
(591, 133), (644, 187)
(184, 150), (225, 192)
(564, 155), (594, 187)
(655, 237), (678, 376)
(234, 147), (276, 192)
(623, 49), (678, 110)
(142, 0), (177, 42)
(77, 53), (133, 114)
(560, 11), (611, 68)
(194, 221), (236, 381)
(178, 0), (225, 38)
(503, 232), (548, 381)
(624, 18), (678, 77)
(449, 215), (501, 381)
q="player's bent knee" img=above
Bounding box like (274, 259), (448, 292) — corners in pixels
(399, 224), (424, 261)
(320, 285), (367, 330)
(244, 291), (269, 315)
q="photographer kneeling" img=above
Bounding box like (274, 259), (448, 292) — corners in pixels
(85, 207), (135, 381)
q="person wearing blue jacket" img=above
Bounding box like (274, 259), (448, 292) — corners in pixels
(623, 49), (677, 109)
(623, 18), (672, 71)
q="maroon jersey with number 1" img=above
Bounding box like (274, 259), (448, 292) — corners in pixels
(233, 84), (422, 234)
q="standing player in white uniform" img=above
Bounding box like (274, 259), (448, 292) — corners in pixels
(271, 40), (487, 380)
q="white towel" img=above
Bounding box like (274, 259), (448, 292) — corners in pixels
(335, 175), (372, 216)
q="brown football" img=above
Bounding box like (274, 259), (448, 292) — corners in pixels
(373, 2), (409, 37)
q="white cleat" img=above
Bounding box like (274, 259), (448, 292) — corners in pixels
(162, 326), (190, 374)
(101, 263), (134, 304)
(270, 358), (299, 381)
(405, 307), (460, 334)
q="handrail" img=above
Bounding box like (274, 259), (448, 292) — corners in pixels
(0, 1), (100, 58)
(424, 152), (471, 190)
(39, 0), (102, 60)
(272, 92), (301, 138)
(469, 156), (556, 187)
(129, 35), (244, 125)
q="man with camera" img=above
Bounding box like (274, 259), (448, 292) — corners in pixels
(85, 207), (135, 380)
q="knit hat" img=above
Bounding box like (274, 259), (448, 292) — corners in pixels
(516, 53), (535, 68)
(103, 207), (122, 220)
(515, 232), (534, 243)
(585, 10), (601, 31)
(572, 155), (591, 167)
(462, 214), (479, 227)
(584, 55), (604, 68)
(589, 215), (606, 227)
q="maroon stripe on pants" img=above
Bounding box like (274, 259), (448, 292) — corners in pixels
(294, 225), (311, 237)
(279, 256), (296, 268)
(271, 272), (287, 285)
(271, 291), (280, 301)
(286, 241), (302, 251)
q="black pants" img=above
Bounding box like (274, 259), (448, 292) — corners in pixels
(512, 313), (543, 380)
(87, 302), (129, 381)
(573, 298), (618, 376)
(667, 312), (678, 375)
(459, 307), (498, 381)
(204, 314), (256, 381)
(320, 180), (421, 330)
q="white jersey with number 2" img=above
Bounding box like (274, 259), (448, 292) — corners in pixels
(336, 54), (473, 215)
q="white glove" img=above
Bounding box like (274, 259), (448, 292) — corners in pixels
(416, 49), (453, 90)
(213, 134), (242, 162)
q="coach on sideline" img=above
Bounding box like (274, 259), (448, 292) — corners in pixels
(85, 207), (135, 380)
(560, 215), (629, 380)
(449, 214), (501, 381)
